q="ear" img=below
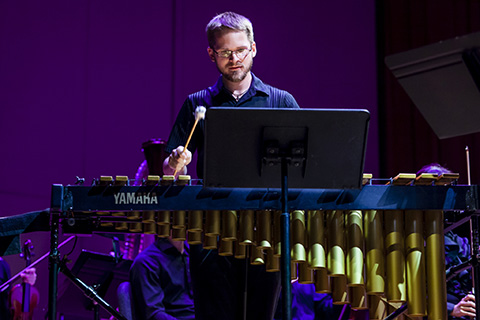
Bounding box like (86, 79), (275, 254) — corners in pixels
(207, 47), (216, 62)
(251, 42), (257, 58)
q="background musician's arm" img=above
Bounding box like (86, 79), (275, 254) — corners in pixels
(0, 258), (11, 318)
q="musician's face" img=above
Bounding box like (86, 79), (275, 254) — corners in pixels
(207, 31), (256, 83)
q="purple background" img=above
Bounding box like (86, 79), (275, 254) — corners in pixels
(0, 1), (377, 318)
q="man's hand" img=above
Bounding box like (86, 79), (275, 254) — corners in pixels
(451, 294), (476, 318)
(163, 146), (192, 176)
(20, 268), (37, 286)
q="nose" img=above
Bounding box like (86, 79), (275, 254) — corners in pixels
(230, 52), (241, 63)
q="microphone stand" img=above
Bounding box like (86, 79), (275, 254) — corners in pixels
(53, 255), (128, 320)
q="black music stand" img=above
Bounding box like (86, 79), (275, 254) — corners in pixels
(56, 250), (132, 320)
(204, 107), (370, 320)
(385, 31), (480, 139)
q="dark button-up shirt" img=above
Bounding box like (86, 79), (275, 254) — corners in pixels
(166, 73), (300, 178)
(166, 73), (299, 320)
(0, 258), (11, 319)
(274, 282), (351, 320)
(130, 238), (194, 320)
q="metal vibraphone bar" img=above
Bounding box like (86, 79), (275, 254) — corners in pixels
(48, 183), (480, 320)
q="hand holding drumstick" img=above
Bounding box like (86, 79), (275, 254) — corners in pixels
(164, 146), (192, 177)
(163, 106), (206, 177)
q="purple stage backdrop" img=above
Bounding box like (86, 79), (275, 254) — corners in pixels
(0, 1), (377, 318)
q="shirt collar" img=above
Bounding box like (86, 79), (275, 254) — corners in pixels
(210, 73), (270, 98)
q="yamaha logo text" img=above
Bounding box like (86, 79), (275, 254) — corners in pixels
(113, 192), (158, 205)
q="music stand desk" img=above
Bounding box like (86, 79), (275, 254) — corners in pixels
(57, 250), (132, 320)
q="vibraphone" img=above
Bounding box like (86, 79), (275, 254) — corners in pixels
(48, 175), (480, 320)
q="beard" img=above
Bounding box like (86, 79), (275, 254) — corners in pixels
(217, 58), (253, 82)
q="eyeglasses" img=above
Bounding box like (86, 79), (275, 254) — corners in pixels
(212, 48), (252, 60)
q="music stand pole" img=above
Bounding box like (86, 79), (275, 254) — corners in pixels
(280, 157), (292, 320)
(48, 213), (60, 320)
(471, 215), (480, 318)
(54, 256), (128, 320)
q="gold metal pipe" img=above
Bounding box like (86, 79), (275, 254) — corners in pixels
(173, 210), (186, 229)
(385, 210), (406, 302)
(144, 222), (156, 234)
(314, 269), (329, 293)
(157, 224), (170, 237)
(405, 210), (426, 317)
(187, 230), (202, 245)
(219, 239), (233, 256)
(256, 210), (272, 249)
(142, 210), (155, 223)
(291, 262), (298, 281)
(203, 234), (218, 250)
(251, 245), (265, 265)
(157, 211), (170, 225)
(221, 210), (237, 241)
(172, 227), (186, 241)
(235, 241), (246, 259)
(298, 262), (314, 284)
(205, 210), (221, 236)
(388, 302), (406, 320)
(327, 210), (345, 276)
(425, 210), (447, 320)
(307, 210), (326, 269)
(188, 210), (203, 232)
(291, 210), (306, 263)
(115, 222), (128, 231)
(331, 276), (349, 305)
(364, 210), (385, 294)
(127, 210), (141, 220)
(100, 222), (114, 228)
(111, 211), (125, 217)
(368, 294), (387, 320)
(266, 249), (280, 272)
(346, 210), (364, 286)
(273, 210), (282, 256)
(129, 222), (143, 233)
(238, 210), (254, 245)
(349, 286), (367, 310)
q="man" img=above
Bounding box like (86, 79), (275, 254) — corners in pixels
(129, 237), (194, 320)
(162, 11), (300, 320)
(163, 11), (299, 179)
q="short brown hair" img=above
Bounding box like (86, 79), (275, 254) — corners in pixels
(206, 12), (254, 48)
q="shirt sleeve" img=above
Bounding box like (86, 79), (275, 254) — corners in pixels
(166, 98), (197, 154)
(130, 256), (179, 320)
(283, 91), (300, 109)
(447, 301), (455, 319)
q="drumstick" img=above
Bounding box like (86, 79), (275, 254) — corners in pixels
(466, 146), (471, 185)
(173, 106), (206, 176)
